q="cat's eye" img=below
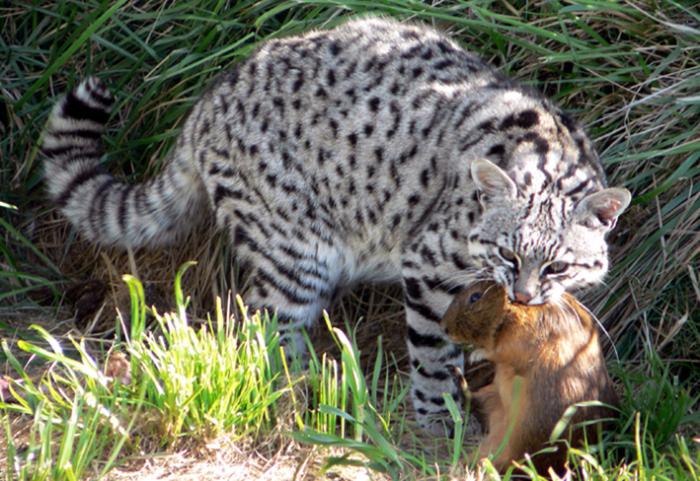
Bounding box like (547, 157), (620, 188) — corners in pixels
(469, 292), (482, 304)
(498, 247), (518, 265)
(543, 261), (569, 276)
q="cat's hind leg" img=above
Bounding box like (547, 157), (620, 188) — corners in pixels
(222, 205), (339, 358)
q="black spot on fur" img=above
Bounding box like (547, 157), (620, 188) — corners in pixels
(420, 168), (430, 188)
(433, 59), (453, 70)
(408, 326), (444, 348)
(404, 277), (422, 300)
(329, 41), (341, 56)
(326, 69), (336, 86)
(487, 143), (506, 164)
(500, 110), (539, 130)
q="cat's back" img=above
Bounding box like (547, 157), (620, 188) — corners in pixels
(248, 17), (489, 97)
(203, 17), (489, 126)
(187, 18), (494, 244)
(193, 17), (493, 175)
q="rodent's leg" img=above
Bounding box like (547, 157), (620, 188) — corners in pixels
(473, 383), (501, 432)
(474, 384), (512, 469)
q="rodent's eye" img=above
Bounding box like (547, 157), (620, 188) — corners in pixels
(469, 292), (482, 304)
(498, 247), (518, 265)
(543, 261), (569, 276)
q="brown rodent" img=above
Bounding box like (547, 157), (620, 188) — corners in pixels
(441, 281), (618, 474)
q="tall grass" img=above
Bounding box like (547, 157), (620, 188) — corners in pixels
(1, 1), (699, 480)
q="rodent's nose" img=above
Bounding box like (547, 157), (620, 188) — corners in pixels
(513, 290), (533, 304)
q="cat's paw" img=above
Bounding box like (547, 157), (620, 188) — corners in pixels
(417, 410), (454, 437)
(416, 410), (483, 437)
(279, 330), (310, 371)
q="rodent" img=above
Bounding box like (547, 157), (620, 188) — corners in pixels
(441, 281), (619, 474)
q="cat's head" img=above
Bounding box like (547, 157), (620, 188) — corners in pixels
(467, 158), (631, 305)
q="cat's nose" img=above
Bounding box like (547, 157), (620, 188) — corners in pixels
(513, 290), (533, 304)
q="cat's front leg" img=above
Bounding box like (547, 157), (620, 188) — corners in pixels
(401, 256), (477, 436)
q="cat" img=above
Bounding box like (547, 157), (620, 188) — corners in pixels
(442, 280), (619, 473)
(40, 17), (630, 434)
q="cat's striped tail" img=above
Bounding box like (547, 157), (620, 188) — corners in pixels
(41, 77), (207, 248)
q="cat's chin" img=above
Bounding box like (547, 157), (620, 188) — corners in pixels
(505, 289), (557, 306)
(508, 297), (546, 306)
(523, 298), (546, 306)
(537, 292), (566, 306)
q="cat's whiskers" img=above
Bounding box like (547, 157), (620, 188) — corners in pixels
(436, 268), (491, 291)
(575, 299), (620, 362)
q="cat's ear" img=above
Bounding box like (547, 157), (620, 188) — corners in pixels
(470, 158), (517, 201)
(574, 187), (631, 230)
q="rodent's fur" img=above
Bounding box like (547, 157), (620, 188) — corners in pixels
(441, 281), (618, 474)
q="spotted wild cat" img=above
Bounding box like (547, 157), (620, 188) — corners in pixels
(41, 17), (631, 434)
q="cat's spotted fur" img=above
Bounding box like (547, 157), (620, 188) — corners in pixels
(41, 17), (630, 434)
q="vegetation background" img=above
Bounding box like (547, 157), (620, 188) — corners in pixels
(1, 1), (698, 480)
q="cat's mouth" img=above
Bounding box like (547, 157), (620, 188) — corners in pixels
(506, 288), (546, 306)
(513, 297), (545, 306)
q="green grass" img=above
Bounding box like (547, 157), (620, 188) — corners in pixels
(2, 272), (698, 479)
(1, 0), (699, 480)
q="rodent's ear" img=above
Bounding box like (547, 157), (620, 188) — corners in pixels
(470, 158), (517, 203)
